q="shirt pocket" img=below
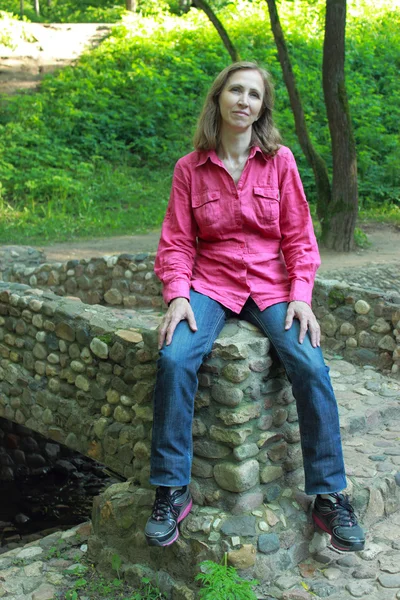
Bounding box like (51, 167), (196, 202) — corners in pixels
(253, 186), (280, 224)
(191, 190), (221, 227)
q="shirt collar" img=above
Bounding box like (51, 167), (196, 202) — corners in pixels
(195, 146), (268, 167)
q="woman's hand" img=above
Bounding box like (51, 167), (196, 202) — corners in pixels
(158, 297), (198, 349)
(285, 300), (321, 348)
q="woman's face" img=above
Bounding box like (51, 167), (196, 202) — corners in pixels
(218, 69), (264, 132)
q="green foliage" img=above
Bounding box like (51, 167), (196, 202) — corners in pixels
(196, 559), (258, 600)
(0, 0), (399, 243)
(353, 227), (370, 249)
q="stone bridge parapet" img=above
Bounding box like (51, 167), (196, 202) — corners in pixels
(2, 252), (400, 375)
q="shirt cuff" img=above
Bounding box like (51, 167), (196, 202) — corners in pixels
(163, 280), (191, 305)
(289, 280), (314, 306)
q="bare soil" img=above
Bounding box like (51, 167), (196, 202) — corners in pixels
(0, 22), (111, 95)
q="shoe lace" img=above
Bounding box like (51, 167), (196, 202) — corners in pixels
(330, 493), (358, 527)
(151, 488), (179, 522)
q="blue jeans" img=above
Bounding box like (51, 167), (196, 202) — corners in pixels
(150, 290), (346, 495)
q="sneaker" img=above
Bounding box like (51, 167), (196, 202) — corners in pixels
(144, 486), (193, 547)
(312, 492), (365, 552)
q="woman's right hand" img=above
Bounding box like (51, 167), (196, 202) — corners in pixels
(158, 297), (198, 349)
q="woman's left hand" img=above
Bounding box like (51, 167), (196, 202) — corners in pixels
(285, 301), (321, 348)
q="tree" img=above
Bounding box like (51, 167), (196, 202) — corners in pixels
(126, 0), (137, 11)
(34, 0), (40, 16)
(322, 0), (358, 250)
(20, 0), (24, 16)
(192, 0), (240, 62)
(265, 0), (330, 228)
(266, 0), (358, 251)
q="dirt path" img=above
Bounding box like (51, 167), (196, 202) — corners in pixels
(0, 22), (111, 95)
(28, 222), (400, 273)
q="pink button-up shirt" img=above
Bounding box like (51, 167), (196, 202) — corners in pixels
(155, 145), (321, 313)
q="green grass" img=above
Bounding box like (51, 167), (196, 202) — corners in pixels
(0, 165), (170, 243)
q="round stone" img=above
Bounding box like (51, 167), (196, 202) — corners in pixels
(211, 384), (243, 407)
(346, 581), (374, 597)
(228, 544), (256, 569)
(258, 533), (280, 554)
(355, 300), (371, 315)
(90, 337), (109, 359)
(213, 459), (259, 492)
(340, 322), (356, 336)
(378, 574), (400, 588)
(222, 363), (251, 383)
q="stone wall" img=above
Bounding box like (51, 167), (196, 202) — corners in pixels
(1, 276), (399, 597)
(0, 282), (300, 504)
(3, 253), (400, 375)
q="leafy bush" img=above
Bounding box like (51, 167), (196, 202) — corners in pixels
(0, 0), (399, 242)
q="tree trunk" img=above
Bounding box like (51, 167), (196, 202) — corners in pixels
(265, 0), (331, 224)
(34, 0), (40, 16)
(125, 0), (137, 11)
(20, 0), (24, 16)
(322, 0), (358, 251)
(192, 0), (240, 62)
(47, 0), (52, 7)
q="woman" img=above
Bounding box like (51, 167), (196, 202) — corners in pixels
(144, 61), (365, 552)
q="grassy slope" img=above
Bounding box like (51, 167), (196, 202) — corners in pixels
(0, 0), (399, 243)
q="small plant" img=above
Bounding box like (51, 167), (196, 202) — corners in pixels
(354, 227), (371, 248)
(112, 552), (122, 580)
(196, 556), (258, 600)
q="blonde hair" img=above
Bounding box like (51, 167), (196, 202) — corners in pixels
(193, 61), (281, 156)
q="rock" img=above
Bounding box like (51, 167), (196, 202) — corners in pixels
(309, 532), (328, 554)
(222, 363), (251, 383)
(32, 584), (57, 600)
(104, 288), (123, 305)
(90, 337), (109, 359)
(217, 404), (261, 426)
(258, 533), (280, 555)
(282, 590), (313, 600)
(355, 300), (371, 315)
(233, 443), (259, 461)
(320, 314), (338, 337)
(209, 425), (252, 447)
(220, 516), (256, 537)
(358, 542), (384, 561)
(16, 546), (43, 559)
(310, 581), (337, 598)
(213, 339), (249, 360)
(213, 460), (259, 492)
(260, 466), (283, 484)
(345, 581), (374, 597)
(210, 383), (244, 407)
(337, 554), (360, 567)
(228, 544), (256, 569)
(323, 567), (341, 580)
(193, 439), (231, 459)
(55, 322), (75, 342)
(352, 566), (377, 579)
(340, 322), (356, 335)
(378, 573), (400, 588)
(378, 335), (397, 351)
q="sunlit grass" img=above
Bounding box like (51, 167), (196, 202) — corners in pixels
(0, 165), (170, 244)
